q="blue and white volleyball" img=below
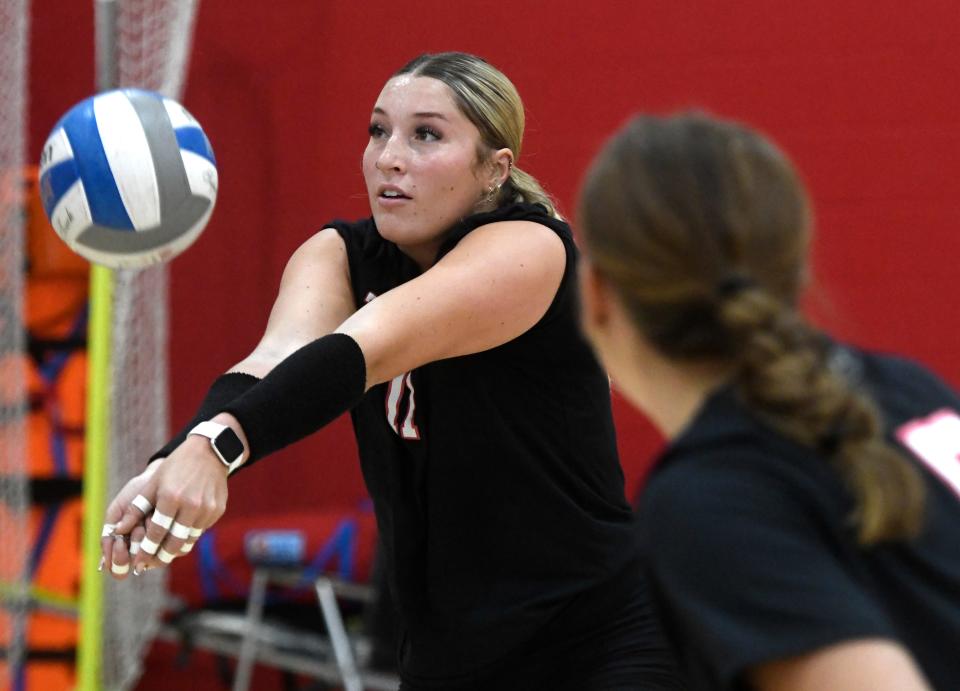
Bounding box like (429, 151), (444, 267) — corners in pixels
(39, 88), (217, 269)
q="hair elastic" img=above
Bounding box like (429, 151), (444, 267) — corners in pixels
(716, 273), (756, 299)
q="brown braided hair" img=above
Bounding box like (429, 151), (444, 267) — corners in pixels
(578, 113), (924, 544)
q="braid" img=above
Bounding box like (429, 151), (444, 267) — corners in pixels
(720, 287), (925, 544)
(578, 113), (927, 545)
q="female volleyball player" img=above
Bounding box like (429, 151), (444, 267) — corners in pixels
(577, 113), (960, 690)
(99, 53), (682, 689)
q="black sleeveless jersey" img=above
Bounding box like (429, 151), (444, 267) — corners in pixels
(327, 203), (637, 682)
(639, 345), (960, 690)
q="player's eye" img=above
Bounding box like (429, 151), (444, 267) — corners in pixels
(368, 123), (387, 138)
(415, 126), (441, 142)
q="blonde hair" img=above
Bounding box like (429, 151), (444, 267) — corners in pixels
(579, 113), (924, 545)
(395, 52), (560, 219)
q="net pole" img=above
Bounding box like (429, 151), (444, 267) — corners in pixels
(78, 2), (119, 689)
(78, 265), (114, 691)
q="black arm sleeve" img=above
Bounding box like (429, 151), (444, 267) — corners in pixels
(148, 371), (261, 463)
(221, 332), (366, 465)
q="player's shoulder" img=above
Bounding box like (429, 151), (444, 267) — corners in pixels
(640, 387), (842, 539)
(476, 201), (569, 232)
(643, 440), (788, 521)
(280, 226), (348, 274)
(437, 202), (572, 258)
(459, 216), (565, 256)
(314, 215), (383, 259)
(845, 345), (960, 417)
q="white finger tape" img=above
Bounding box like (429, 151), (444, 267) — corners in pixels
(140, 537), (160, 555)
(157, 548), (177, 564)
(180, 542), (195, 554)
(189, 527), (203, 538)
(151, 510), (174, 530)
(130, 541), (141, 555)
(170, 522), (192, 540)
(101, 523), (117, 537)
(111, 562), (130, 575)
(132, 494), (153, 514)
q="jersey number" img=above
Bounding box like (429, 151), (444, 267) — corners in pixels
(385, 372), (420, 440)
(366, 290), (420, 440)
(896, 408), (960, 499)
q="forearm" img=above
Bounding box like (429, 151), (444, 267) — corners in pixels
(219, 332), (367, 466)
(149, 371), (260, 463)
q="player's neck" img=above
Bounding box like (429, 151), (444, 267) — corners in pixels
(615, 336), (730, 440)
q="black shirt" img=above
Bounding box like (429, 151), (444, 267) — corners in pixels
(328, 203), (638, 683)
(638, 345), (960, 690)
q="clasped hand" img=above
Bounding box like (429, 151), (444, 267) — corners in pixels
(100, 435), (229, 578)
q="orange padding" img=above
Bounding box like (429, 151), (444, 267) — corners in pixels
(23, 165), (89, 281)
(0, 662), (75, 691)
(0, 500), (82, 691)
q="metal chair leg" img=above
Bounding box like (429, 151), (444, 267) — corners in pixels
(233, 568), (269, 691)
(314, 576), (363, 691)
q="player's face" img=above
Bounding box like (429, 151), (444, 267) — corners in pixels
(363, 75), (494, 267)
(577, 254), (655, 414)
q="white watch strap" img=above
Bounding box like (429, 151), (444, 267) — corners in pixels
(189, 421), (245, 474)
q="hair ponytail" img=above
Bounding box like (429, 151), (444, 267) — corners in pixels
(579, 113), (925, 545)
(501, 164), (560, 219)
(719, 287), (925, 544)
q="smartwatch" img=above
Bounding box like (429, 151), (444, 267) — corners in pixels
(189, 421), (245, 475)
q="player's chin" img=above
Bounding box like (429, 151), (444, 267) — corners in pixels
(372, 214), (416, 243)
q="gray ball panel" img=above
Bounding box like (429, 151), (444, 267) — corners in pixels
(125, 90), (193, 221)
(76, 195), (211, 251)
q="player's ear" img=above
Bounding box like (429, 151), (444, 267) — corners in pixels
(577, 254), (612, 336)
(490, 147), (514, 187)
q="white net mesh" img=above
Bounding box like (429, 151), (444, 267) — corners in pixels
(0, 0), (29, 687)
(99, 1), (200, 689)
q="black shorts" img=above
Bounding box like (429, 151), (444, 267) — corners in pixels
(399, 557), (684, 691)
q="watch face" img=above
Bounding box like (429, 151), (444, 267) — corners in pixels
(214, 427), (244, 464)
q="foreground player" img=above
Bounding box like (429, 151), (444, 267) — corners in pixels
(577, 113), (960, 690)
(100, 53), (682, 689)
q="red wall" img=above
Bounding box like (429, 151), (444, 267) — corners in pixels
(31, 1), (960, 508)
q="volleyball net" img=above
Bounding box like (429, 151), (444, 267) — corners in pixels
(83, 4), (202, 689)
(0, 1), (201, 689)
(0, 0), (30, 688)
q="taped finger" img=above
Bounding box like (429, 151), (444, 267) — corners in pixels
(132, 494), (153, 515)
(170, 522), (192, 540)
(140, 536), (160, 556)
(181, 528), (203, 553)
(130, 524), (146, 556)
(110, 535), (131, 577)
(150, 510), (174, 531)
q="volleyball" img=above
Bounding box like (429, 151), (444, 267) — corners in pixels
(38, 88), (217, 269)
